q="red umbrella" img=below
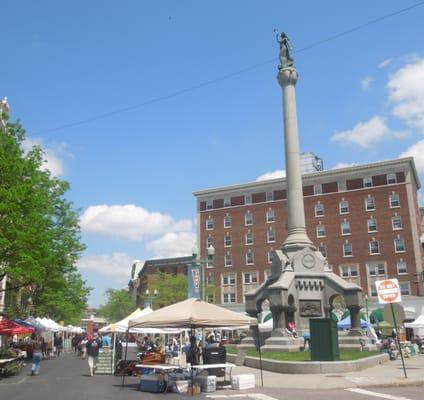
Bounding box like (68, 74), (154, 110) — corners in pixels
(0, 318), (35, 336)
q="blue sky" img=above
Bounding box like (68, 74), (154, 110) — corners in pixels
(2, 1), (424, 306)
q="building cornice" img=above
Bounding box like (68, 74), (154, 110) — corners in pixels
(193, 157), (420, 198)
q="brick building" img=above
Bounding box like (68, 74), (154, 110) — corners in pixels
(193, 157), (424, 311)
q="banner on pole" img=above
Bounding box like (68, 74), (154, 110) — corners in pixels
(187, 264), (201, 299)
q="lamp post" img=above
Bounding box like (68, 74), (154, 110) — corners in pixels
(144, 288), (158, 308)
(364, 294), (369, 322)
(192, 245), (215, 301)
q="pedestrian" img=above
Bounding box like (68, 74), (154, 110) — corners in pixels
(80, 336), (88, 359)
(86, 334), (102, 376)
(54, 333), (63, 357)
(31, 338), (42, 376)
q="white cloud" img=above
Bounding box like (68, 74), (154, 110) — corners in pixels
(80, 204), (193, 241)
(256, 169), (286, 181)
(360, 76), (373, 90)
(388, 58), (424, 133)
(331, 162), (359, 170)
(22, 137), (65, 177)
(146, 232), (196, 259)
(331, 116), (404, 148)
(399, 140), (424, 173)
(77, 252), (133, 281)
(378, 58), (392, 69)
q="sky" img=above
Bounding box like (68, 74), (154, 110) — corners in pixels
(2, 1), (424, 307)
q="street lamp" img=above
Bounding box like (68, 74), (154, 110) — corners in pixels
(192, 244), (215, 301)
(144, 288), (158, 308)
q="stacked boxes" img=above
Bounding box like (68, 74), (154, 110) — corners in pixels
(95, 351), (113, 375)
(231, 374), (255, 390)
(195, 375), (217, 392)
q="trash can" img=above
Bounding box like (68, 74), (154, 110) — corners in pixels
(310, 318), (340, 361)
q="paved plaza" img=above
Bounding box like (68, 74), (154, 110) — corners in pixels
(1, 353), (423, 400)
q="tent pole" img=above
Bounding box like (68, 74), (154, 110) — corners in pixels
(111, 332), (116, 376)
(121, 328), (129, 388)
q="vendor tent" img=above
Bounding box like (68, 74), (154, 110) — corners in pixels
(404, 315), (424, 328)
(99, 307), (153, 333)
(337, 315), (370, 329)
(129, 298), (257, 329)
(0, 318), (35, 335)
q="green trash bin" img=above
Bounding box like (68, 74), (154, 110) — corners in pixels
(310, 318), (340, 361)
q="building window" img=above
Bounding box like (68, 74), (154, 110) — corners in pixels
(318, 243), (327, 258)
(245, 212), (253, 226)
(207, 253), (214, 268)
(224, 214), (232, 228)
(222, 273), (235, 285)
(244, 272), (258, 284)
(245, 194), (252, 204)
(206, 199), (213, 210)
(367, 262), (387, 296)
(392, 215), (403, 230)
(363, 176), (373, 187)
(340, 264), (359, 278)
(207, 235), (213, 249)
(266, 209), (275, 223)
(245, 231), (254, 245)
(224, 233), (232, 247)
(369, 239), (380, 255)
(399, 282), (410, 296)
(341, 220), (351, 235)
(316, 223), (326, 238)
(397, 261), (407, 275)
(365, 196), (376, 211)
(266, 191), (274, 201)
(339, 199), (349, 214)
(267, 228), (276, 243)
(267, 251), (274, 263)
(246, 251), (254, 265)
(338, 181), (347, 191)
(224, 197), (231, 207)
(223, 293), (236, 303)
(343, 241), (352, 257)
(314, 184), (322, 195)
(224, 253), (232, 267)
(206, 217), (214, 230)
(394, 237), (405, 253)
(387, 173), (397, 184)
(367, 217), (378, 233)
(315, 202), (324, 217)
(389, 193), (400, 208)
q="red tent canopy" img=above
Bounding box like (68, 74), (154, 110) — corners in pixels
(0, 318), (35, 336)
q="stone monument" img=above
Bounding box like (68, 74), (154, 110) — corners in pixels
(242, 33), (376, 352)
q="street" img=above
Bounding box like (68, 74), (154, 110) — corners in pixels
(1, 353), (422, 400)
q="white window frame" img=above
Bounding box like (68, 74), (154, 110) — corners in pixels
(367, 217), (378, 233)
(224, 253), (232, 267)
(246, 251), (255, 265)
(224, 196), (231, 208)
(207, 236), (213, 248)
(206, 217), (214, 230)
(244, 272), (258, 284)
(206, 253), (214, 268)
(245, 231), (253, 245)
(313, 184), (322, 195)
(245, 194), (252, 205)
(224, 214), (232, 228)
(339, 199), (349, 214)
(223, 293), (236, 303)
(341, 220), (351, 236)
(338, 181), (347, 192)
(367, 262), (386, 277)
(363, 176), (373, 187)
(343, 241), (353, 257)
(399, 281), (411, 296)
(267, 251), (274, 263)
(267, 229), (276, 243)
(397, 261), (407, 275)
(365, 196), (376, 211)
(318, 243), (327, 258)
(392, 215), (403, 230)
(369, 239), (380, 255)
(389, 193), (400, 208)
(245, 212), (253, 226)
(394, 237), (406, 253)
(266, 191), (274, 202)
(387, 173), (397, 184)
(222, 273), (235, 286)
(340, 264), (359, 278)
(315, 202), (324, 217)
(316, 223), (326, 238)
(266, 209), (275, 223)
(206, 199), (213, 210)
(224, 233), (232, 247)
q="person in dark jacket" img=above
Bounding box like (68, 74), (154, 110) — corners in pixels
(186, 336), (200, 365)
(86, 334), (102, 376)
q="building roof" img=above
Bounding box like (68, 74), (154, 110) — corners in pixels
(193, 157), (420, 198)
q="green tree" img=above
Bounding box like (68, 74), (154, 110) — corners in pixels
(97, 289), (134, 321)
(145, 271), (188, 308)
(0, 117), (89, 322)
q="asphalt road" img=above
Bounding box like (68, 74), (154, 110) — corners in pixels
(0, 353), (422, 400)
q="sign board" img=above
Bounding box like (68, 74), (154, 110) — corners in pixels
(375, 278), (402, 305)
(383, 303), (405, 327)
(187, 264), (201, 299)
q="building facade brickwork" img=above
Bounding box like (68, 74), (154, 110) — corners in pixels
(194, 158), (424, 308)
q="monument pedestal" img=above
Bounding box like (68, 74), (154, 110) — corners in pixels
(261, 329), (303, 352)
(238, 335), (256, 350)
(338, 330), (377, 351)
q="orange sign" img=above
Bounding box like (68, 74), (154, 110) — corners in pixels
(375, 278), (402, 304)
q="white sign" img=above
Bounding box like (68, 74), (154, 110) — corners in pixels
(375, 278), (402, 304)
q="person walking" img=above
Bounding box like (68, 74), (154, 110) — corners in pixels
(31, 339), (42, 376)
(86, 334), (102, 376)
(54, 333), (63, 357)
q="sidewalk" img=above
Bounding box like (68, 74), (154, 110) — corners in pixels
(231, 354), (424, 389)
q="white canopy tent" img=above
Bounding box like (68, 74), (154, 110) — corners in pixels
(405, 315), (424, 335)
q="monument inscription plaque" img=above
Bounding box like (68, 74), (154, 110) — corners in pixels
(299, 300), (321, 317)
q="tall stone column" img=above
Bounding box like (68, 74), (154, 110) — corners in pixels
(278, 68), (314, 252)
